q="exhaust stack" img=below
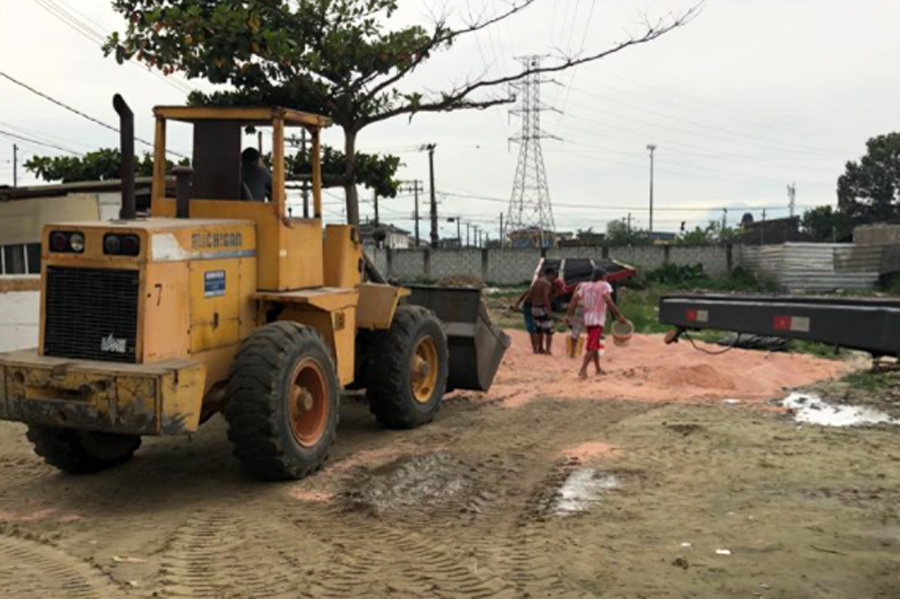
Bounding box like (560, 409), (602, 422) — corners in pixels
(113, 94), (136, 220)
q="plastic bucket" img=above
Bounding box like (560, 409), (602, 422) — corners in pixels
(611, 320), (634, 347)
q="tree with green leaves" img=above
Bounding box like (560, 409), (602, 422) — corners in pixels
(25, 149), (165, 183)
(25, 147), (401, 197)
(800, 205), (855, 242)
(605, 219), (651, 246)
(103, 0), (699, 225)
(675, 221), (738, 245)
(837, 132), (900, 223)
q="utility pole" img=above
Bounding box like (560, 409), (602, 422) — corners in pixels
(499, 212), (504, 248)
(722, 208), (728, 231)
(760, 208), (767, 245)
(373, 189), (379, 226)
(287, 132), (311, 217)
(12, 144), (18, 188)
(399, 180), (423, 247)
(473, 225), (480, 248)
(627, 212), (632, 234)
(456, 218), (462, 246)
(301, 129), (310, 218)
(787, 182), (797, 218)
(466, 222), (471, 247)
(425, 144), (438, 248)
(647, 144), (657, 234)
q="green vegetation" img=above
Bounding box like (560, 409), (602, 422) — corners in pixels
(841, 370), (898, 392)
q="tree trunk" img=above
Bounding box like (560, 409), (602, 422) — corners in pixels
(343, 126), (359, 226)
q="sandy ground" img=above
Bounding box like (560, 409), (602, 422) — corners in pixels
(487, 331), (850, 407)
(0, 334), (898, 598)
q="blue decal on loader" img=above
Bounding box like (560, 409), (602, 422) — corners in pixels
(204, 270), (226, 298)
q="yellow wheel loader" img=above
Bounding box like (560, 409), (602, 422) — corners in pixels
(0, 96), (509, 480)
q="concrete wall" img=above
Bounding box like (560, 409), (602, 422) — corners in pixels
(0, 289), (39, 352)
(368, 244), (732, 284)
(854, 224), (900, 245)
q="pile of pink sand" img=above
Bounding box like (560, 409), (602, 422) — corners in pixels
(484, 331), (849, 408)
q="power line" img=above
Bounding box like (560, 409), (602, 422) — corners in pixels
(0, 128), (83, 156)
(443, 190), (818, 214)
(561, 82), (848, 156)
(0, 71), (186, 158)
(32, 0), (194, 95)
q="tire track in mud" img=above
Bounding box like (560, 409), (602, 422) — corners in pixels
(158, 509), (312, 598)
(0, 532), (121, 598)
(296, 505), (516, 598)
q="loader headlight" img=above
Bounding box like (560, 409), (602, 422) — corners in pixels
(69, 232), (85, 253)
(49, 230), (85, 254)
(104, 234), (140, 256)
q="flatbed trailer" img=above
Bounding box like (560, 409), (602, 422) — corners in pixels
(659, 294), (900, 358)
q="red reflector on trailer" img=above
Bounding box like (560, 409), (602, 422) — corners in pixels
(773, 315), (791, 331)
(686, 309), (697, 321)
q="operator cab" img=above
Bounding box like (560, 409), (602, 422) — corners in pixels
(150, 106), (334, 291)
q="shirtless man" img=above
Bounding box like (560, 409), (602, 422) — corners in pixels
(566, 267), (626, 378)
(524, 267), (558, 354)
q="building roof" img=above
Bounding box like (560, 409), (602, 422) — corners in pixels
(0, 177), (156, 202)
(358, 222), (411, 236)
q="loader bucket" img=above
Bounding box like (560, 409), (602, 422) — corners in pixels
(405, 286), (511, 392)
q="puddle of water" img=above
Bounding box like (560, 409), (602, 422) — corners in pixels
(782, 392), (899, 427)
(554, 469), (621, 516)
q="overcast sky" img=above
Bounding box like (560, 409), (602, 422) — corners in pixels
(1, 0), (898, 241)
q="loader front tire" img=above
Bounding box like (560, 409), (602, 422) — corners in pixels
(25, 427), (141, 474)
(367, 305), (449, 429)
(224, 322), (339, 480)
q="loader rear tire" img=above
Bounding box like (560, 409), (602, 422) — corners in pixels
(25, 426), (141, 474)
(224, 322), (339, 481)
(367, 305), (449, 429)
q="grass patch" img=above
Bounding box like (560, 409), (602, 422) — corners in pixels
(841, 370), (898, 392)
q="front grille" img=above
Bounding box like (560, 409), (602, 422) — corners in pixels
(43, 267), (140, 363)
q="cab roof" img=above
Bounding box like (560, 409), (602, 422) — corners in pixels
(153, 106), (331, 128)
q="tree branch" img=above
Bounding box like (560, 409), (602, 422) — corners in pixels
(359, 0), (539, 102)
(366, 4), (702, 125)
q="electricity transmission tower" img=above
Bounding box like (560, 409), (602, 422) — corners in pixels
(506, 56), (558, 248)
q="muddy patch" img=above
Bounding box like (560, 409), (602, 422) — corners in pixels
(522, 459), (632, 521)
(339, 451), (490, 515)
(782, 392), (899, 427)
(554, 469), (621, 516)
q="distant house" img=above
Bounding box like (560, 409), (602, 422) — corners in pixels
(0, 178), (155, 275)
(507, 226), (560, 248)
(740, 216), (811, 245)
(358, 222), (411, 249)
(649, 231), (677, 243)
(438, 237), (462, 249)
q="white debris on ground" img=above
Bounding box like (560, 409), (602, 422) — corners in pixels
(782, 392), (899, 427)
(554, 469), (621, 516)
(482, 287), (503, 295)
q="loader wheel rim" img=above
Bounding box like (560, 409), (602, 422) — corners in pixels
(411, 336), (439, 404)
(289, 358), (329, 448)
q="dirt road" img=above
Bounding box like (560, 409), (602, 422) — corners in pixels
(0, 335), (898, 598)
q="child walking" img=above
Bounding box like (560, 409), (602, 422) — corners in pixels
(566, 267), (626, 378)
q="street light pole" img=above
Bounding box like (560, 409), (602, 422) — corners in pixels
(647, 144), (657, 234)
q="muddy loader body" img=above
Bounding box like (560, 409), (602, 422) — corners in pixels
(0, 99), (507, 479)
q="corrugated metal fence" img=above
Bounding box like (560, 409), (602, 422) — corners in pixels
(739, 243), (890, 291)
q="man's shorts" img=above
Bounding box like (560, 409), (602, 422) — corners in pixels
(531, 306), (554, 334)
(586, 325), (604, 354)
(522, 303), (536, 334)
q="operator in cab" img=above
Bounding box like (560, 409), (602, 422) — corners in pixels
(241, 147), (273, 201)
